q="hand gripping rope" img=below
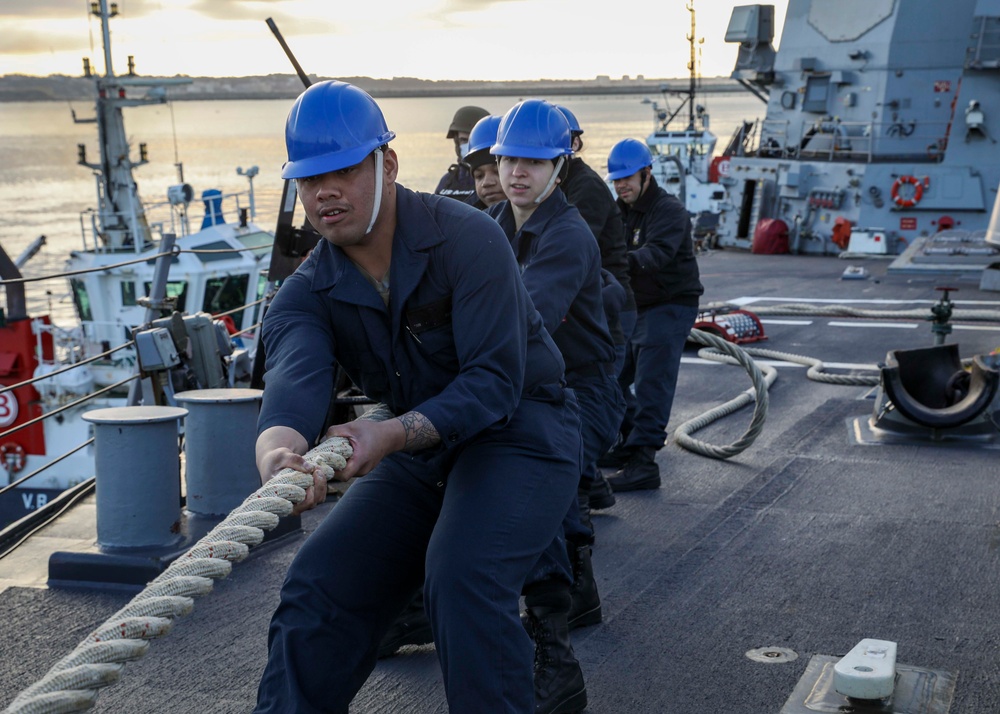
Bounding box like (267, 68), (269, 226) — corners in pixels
(2, 404), (393, 714)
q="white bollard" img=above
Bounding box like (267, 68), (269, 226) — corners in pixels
(833, 638), (898, 700)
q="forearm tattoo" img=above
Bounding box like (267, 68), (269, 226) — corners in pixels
(397, 411), (440, 451)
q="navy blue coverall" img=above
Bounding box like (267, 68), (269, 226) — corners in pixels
(616, 175), (704, 452)
(489, 190), (624, 551)
(560, 154), (637, 377)
(254, 187), (582, 714)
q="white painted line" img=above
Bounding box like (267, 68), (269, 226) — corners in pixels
(951, 324), (1000, 332)
(731, 296), (1000, 307)
(683, 357), (879, 370)
(759, 319), (814, 325)
(827, 321), (919, 329)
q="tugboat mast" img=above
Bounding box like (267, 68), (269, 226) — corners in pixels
(76, 0), (190, 253)
(686, 1), (697, 131)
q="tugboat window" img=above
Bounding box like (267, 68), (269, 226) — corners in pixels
(121, 281), (137, 307)
(70, 279), (92, 322)
(144, 280), (188, 312)
(203, 274), (250, 325)
(253, 272), (269, 327)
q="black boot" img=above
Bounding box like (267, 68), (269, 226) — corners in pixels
(576, 486), (594, 535)
(607, 447), (660, 492)
(596, 444), (631, 469)
(588, 472), (616, 510)
(523, 598), (588, 714)
(567, 544), (601, 630)
(377, 588), (433, 659)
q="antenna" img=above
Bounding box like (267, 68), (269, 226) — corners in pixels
(266, 18), (312, 88)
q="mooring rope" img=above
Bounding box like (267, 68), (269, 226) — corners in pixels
(675, 329), (776, 459)
(2, 404), (393, 714)
(675, 296), (1000, 459)
(701, 300), (1000, 323)
(675, 328), (884, 459)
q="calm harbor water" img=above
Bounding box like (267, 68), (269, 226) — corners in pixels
(0, 92), (762, 322)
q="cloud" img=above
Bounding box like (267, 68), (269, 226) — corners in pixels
(186, 1), (336, 35)
(0, 0), (87, 20)
(0, 0), (161, 20)
(438, 0), (525, 13)
(0, 29), (87, 56)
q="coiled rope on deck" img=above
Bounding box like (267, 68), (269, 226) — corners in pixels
(675, 329), (776, 460)
(674, 327), (887, 459)
(3, 404), (393, 714)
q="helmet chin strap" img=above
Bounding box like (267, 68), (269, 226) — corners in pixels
(533, 155), (565, 205)
(365, 148), (385, 235)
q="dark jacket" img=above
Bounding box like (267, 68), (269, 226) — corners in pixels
(434, 163), (477, 202)
(561, 156), (635, 313)
(488, 190), (616, 376)
(616, 176), (703, 309)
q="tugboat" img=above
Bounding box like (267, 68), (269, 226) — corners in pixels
(641, 2), (730, 238)
(0, 0), (272, 527)
(716, 0), (1000, 262)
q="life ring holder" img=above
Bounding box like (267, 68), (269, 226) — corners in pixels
(891, 175), (925, 208)
(0, 442), (26, 473)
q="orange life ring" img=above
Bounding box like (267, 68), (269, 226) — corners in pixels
(891, 175), (924, 208)
(0, 442), (26, 473)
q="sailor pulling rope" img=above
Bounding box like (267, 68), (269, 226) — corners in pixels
(2, 404), (391, 714)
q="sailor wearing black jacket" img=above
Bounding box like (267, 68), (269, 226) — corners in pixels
(605, 138), (703, 492)
(434, 105), (490, 202)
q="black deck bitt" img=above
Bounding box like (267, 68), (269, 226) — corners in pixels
(780, 655), (956, 714)
(847, 415), (1000, 449)
(46, 512), (301, 592)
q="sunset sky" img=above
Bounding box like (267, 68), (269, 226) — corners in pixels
(0, 0), (787, 81)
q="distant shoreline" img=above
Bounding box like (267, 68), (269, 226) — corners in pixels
(0, 73), (748, 103)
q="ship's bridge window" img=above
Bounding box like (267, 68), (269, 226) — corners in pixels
(121, 281), (137, 307)
(202, 274), (250, 325)
(70, 278), (93, 322)
(144, 280), (188, 312)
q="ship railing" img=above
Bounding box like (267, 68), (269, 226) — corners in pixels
(33, 319), (138, 392)
(78, 185), (260, 255)
(757, 118), (956, 163)
(0, 357), (137, 490)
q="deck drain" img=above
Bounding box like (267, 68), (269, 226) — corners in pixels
(746, 646), (799, 663)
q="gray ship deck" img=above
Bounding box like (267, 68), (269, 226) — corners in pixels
(2, 248), (1000, 713)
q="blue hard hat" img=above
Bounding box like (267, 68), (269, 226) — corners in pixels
(555, 105), (583, 135)
(606, 138), (653, 180)
(282, 80), (396, 180)
(491, 99), (572, 160)
(463, 115), (503, 169)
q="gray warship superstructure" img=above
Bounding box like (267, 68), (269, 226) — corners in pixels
(716, 0), (1000, 256)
